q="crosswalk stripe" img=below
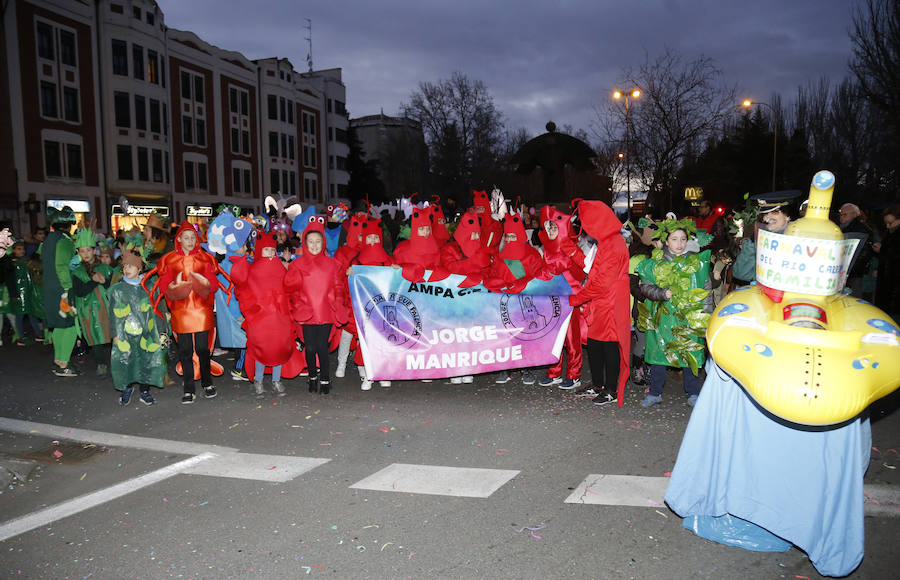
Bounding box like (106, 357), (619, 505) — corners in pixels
(182, 452), (330, 482)
(565, 474), (670, 507)
(0, 452), (216, 542)
(350, 463), (520, 498)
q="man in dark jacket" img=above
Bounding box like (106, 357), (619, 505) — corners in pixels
(838, 203), (874, 299)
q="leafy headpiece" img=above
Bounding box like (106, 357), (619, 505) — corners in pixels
(73, 228), (97, 248)
(652, 217), (713, 248)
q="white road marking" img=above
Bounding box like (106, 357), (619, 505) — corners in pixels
(565, 474), (670, 507)
(183, 452), (330, 482)
(350, 463), (520, 498)
(0, 417), (238, 455)
(0, 452), (216, 542)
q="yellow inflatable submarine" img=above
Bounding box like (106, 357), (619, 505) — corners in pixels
(707, 170), (900, 426)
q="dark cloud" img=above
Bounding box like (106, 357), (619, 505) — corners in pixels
(158, 0), (857, 138)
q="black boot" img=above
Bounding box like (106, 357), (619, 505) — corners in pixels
(319, 378), (330, 395)
(308, 375), (319, 393)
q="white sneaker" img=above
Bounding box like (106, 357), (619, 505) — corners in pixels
(420, 379), (433, 383)
(461, 375), (474, 383)
(379, 380), (391, 387)
(450, 377), (463, 384)
(212, 347), (228, 357)
(361, 380), (373, 391)
(335, 363), (346, 378)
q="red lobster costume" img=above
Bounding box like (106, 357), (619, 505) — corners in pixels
(472, 189), (504, 251)
(392, 206), (450, 283)
(229, 233), (306, 381)
(484, 212), (544, 294)
(538, 205), (586, 381)
(142, 221), (232, 379)
(439, 208), (493, 288)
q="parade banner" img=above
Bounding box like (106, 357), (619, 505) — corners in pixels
(756, 230), (860, 296)
(348, 266), (574, 381)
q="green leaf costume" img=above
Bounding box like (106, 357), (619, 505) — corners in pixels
(71, 260), (114, 346)
(107, 279), (168, 391)
(635, 249), (712, 375)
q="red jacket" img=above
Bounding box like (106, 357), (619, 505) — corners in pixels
(156, 221), (219, 334)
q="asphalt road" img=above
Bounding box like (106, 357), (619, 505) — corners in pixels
(0, 343), (897, 579)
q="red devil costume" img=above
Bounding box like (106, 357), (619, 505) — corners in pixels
(392, 206), (450, 283)
(143, 221), (230, 401)
(484, 212), (544, 294)
(567, 201), (630, 406)
(471, 189), (504, 251)
(538, 205), (587, 383)
(284, 216), (348, 393)
(440, 208), (493, 288)
(229, 233), (306, 382)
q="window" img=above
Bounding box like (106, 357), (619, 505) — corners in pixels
(182, 117), (193, 144)
(195, 118), (206, 146)
(268, 131), (278, 157)
(146, 12), (155, 25)
(63, 87), (79, 122)
(117, 145), (132, 180)
(287, 100), (294, 124)
(160, 58), (166, 88)
(44, 141), (61, 177)
(137, 147), (149, 181)
(133, 6), (141, 19)
(132, 44), (143, 80)
(240, 92), (248, 116)
(288, 135), (294, 160)
(184, 160), (195, 189)
(231, 128), (240, 153)
(232, 167), (241, 191)
(114, 91), (130, 127)
(111, 39), (128, 75)
(59, 30), (76, 67)
(147, 50), (158, 84)
(229, 88), (238, 113)
(149, 99), (160, 133)
(241, 130), (250, 155)
(37, 22), (54, 60)
(193, 76), (204, 103)
(282, 170), (288, 194)
(66, 144), (82, 179)
(279, 96), (286, 122)
(270, 168), (279, 193)
(197, 162), (207, 191)
(152, 149), (163, 182)
(335, 128), (347, 143)
(162, 103), (167, 135)
(290, 171), (296, 195)
(267, 94), (277, 120)
(328, 155), (334, 170)
(243, 168), (251, 193)
(281, 133), (287, 158)
(180, 71), (191, 99)
(134, 95), (146, 131)
(306, 113), (316, 135)
(164, 151), (169, 183)
(327, 99), (332, 113)
(336, 156), (347, 171)
(40, 82), (58, 118)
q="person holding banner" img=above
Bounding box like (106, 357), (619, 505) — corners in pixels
(393, 206), (449, 283)
(536, 205), (586, 391)
(568, 200), (631, 407)
(285, 217), (348, 395)
(334, 213), (367, 379)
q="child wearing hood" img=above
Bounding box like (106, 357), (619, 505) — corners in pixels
(108, 243), (168, 405)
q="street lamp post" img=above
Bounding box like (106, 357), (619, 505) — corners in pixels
(742, 99), (777, 192)
(614, 89), (640, 217)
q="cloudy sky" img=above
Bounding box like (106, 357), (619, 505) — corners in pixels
(158, 0), (859, 139)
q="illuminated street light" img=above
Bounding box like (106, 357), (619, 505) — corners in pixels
(614, 89), (641, 216)
(742, 99), (777, 192)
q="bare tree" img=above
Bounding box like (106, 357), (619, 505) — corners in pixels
(401, 72), (504, 199)
(597, 49), (735, 213)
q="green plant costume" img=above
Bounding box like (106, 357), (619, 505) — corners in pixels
(108, 277), (168, 391)
(635, 245), (712, 376)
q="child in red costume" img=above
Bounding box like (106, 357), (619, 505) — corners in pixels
(145, 222), (223, 404)
(229, 233), (305, 398)
(537, 205), (586, 391)
(347, 216), (396, 390)
(284, 217), (348, 394)
(472, 189), (503, 251)
(430, 198), (451, 246)
(484, 212), (545, 294)
(440, 208), (493, 289)
(567, 201), (630, 407)
(333, 212), (367, 378)
(392, 206), (449, 283)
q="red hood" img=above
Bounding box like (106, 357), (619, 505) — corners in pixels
(538, 205), (577, 252)
(254, 232), (276, 260)
(302, 216), (326, 245)
(174, 221), (200, 254)
(499, 213), (529, 260)
(431, 204), (450, 245)
(454, 209), (483, 257)
(343, 213), (366, 251)
(409, 206), (439, 255)
(472, 189), (489, 213)
(577, 200), (622, 241)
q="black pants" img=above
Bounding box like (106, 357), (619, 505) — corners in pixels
(586, 338), (619, 391)
(302, 323), (332, 381)
(176, 330), (211, 393)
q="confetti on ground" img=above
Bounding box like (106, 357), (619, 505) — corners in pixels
(654, 510), (668, 518)
(513, 522), (547, 539)
(495, 449), (510, 455)
(379, 427), (389, 433)
(268, 466), (277, 470)
(381, 542), (393, 551)
(884, 463), (896, 470)
(663, 471), (672, 477)
(80, 473), (86, 481)
(362, 524), (380, 529)
(52, 450), (63, 458)
(228, 423), (240, 429)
